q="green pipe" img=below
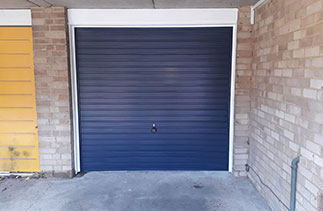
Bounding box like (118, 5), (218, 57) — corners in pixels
(290, 156), (300, 211)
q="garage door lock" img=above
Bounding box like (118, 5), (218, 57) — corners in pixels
(151, 123), (157, 133)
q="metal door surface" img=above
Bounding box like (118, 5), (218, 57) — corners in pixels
(75, 27), (232, 171)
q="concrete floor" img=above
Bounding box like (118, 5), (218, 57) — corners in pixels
(0, 172), (271, 211)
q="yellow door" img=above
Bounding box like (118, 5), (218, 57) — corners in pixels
(0, 27), (40, 172)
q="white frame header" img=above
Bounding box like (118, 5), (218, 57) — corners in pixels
(0, 9), (31, 26)
(68, 9), (238, 26)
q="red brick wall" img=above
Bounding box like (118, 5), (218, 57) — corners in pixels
(249, 0), (323, 210)
(31, 7), (73, 176)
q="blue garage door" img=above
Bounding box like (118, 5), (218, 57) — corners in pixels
(75, 27), (232, 171)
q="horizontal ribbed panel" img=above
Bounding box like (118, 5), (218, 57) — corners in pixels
(76, 27), (232, 171)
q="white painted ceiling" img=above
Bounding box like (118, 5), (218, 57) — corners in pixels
(0, 0), (258, 8)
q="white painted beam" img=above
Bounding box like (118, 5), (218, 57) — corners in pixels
(68, 9), (238, 26)
(0, 9), (31, 26)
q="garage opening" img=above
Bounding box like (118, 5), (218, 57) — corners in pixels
(74, 27), (233, 171)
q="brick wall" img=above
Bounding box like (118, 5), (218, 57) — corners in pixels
(30, 7), (253, 177)
(234, 6), (253, 177)
(31, 7), (73, 176)
(319, 192), (323, 211)
(28, 6), (253, 177)
(249, 0), (323, 210)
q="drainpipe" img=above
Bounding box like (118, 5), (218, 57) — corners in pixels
(290, 156), (300, 211)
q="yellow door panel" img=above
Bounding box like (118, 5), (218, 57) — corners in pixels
(0, 41), (31, 53)
(0, 68), (33, 81)
(0, 108), (34, 120)
(0, 134), (36, 146)
(0, 146), (38, 159)
(0, 26), (39, 172)
(0, 82), (34, 94)
(0, 95), (34, 107)
(0, 121), (37, 133)
(0, 159), (39, 172)
(0, 27), (32, 40)
(0, 54), (33, 67)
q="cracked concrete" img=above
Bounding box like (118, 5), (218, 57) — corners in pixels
(0, 171), (271, 211)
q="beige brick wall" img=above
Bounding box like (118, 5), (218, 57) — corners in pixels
(249, 0), (323, 210)
(31, 7), (73, 176)
(29, 7), (253, 176)
(28, 7), (322, 200)
(234, 6), (253, 177)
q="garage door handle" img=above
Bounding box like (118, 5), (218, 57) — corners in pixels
(151, 123), (157, 133)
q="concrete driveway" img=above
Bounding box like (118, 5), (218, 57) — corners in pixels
(0, 172), (271, 211)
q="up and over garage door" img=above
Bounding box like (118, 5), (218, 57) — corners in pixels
(75, 27), (233, 171)
(0, 26), (39, 172)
